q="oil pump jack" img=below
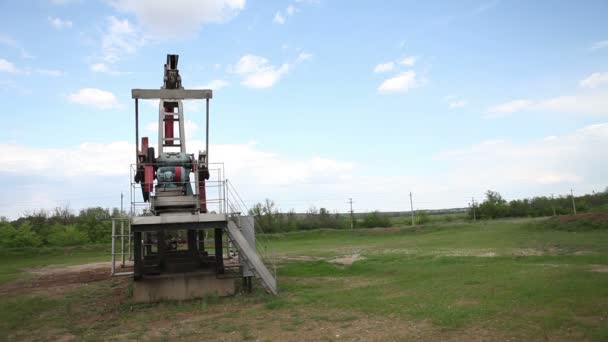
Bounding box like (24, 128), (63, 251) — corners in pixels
(119, 55), (277, 302)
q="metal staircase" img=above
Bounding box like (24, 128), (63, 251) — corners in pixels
(224, 179), (278, 295)
(226, 220), (277, 294)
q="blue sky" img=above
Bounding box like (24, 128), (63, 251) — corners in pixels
(1, 0), (607, 218)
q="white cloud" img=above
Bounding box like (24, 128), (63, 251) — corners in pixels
(449, 100), (467, 108)
(3, 123), (606, 217)
(202, 79), (230, 90)
(537, 93), (608, 115)
(579, 72), (608, 89)
(373, 62), (394, 73)
(399, 56), (416, 66)
(232, 53), (309, 89)
(91, 63), (110, 73)
(34, 69), (62, 76)
(273, 3), (304, 24)
(378, 70), (418, 93)
(295, 52), (312, 63)
(0, 58), (19, 73)
(90, 62), (130, 75)
(486, 92), (608, 118)
(436, 123), (608, 187)
(374, 55), (416, 73)
(110, 0), (246, 38)
(286, 5), (297, 15)
(273, 12), (286, 24)
(0, 34), (33, 59)
(48, 16), (73, 29)
(485, 99), (531, 118)
(101, 16), (144, 64)
(67, 88), (121, 109)
(591, 40), (608, 51)
(0, 139), (354, 215)
(0, 59), (61, 76)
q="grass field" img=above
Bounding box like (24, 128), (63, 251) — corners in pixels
(1, 217), (607, 341)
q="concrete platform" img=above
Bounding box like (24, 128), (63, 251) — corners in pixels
(133, 271), (235, 303)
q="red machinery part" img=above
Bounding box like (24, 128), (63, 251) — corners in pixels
(144, 165), (154, 193)
(174, 166), (182, 182)
(141, 137), (148, 154)
(164, 113), (174, 146)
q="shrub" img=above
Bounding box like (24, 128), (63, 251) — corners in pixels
(0, 222), (42, 248)
(417, 210), (430, 224)
(47, 224), (90, 246)
(361, 211), (391, 228)
(530, 213), (608, 232)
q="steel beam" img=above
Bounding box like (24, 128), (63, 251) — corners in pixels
(131, 89), (212, 100)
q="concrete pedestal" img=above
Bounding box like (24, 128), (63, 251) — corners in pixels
(133, 271), (235, 303)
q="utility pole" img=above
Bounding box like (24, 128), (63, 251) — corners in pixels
(348, 198), (354, 230)
(570, 189), (577, 215)
(471, 197), (476, 221)
(551, 194), (556, 216)
(409, 192), (415, 226)
(120, 192), (124, 217)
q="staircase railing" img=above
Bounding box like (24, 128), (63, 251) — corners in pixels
(224, 179), (277, 286)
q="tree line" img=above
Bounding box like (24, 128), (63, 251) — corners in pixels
(2, 188), (606, 248)
(470, 189), (608, 219)
(0, 207), (123, 248)
(247, 199), (393, 233)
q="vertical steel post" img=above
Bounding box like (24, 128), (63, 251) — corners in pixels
(205, 97), (210, 162)
(121, 220), (125, 267)
(128, 221), (132, 261)
(111, 220), (116, 275)
(135, 99), (139, 161)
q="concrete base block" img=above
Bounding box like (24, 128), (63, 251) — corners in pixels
(133, 271), (235, 303)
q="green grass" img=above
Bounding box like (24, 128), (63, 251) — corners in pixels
(1, 217), (608, 340)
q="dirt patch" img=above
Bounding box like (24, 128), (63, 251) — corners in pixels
(0, 262), (127, 296)
(589, 264), (608, 273)
(512, 248), (545, 256)
(573, 250), (599, 256)
(330, 253), (366, 265)
(453, 299), (480, 307)
(557, 213), (608, 223)
(438, 249), (498, 257)
(574, 315), (606, 326)
(281, 255), (326, 262)
(27, 261), (126, 275)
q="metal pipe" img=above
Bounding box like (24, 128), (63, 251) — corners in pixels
(205, 98), (209, 162)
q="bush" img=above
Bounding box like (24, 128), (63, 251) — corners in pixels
(417, 210), (430, 224)
(532, 213), (608, 232)
(361, 211), (391, 228)
(47, 224), (90, 246)
(0, 222), (42, 248)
